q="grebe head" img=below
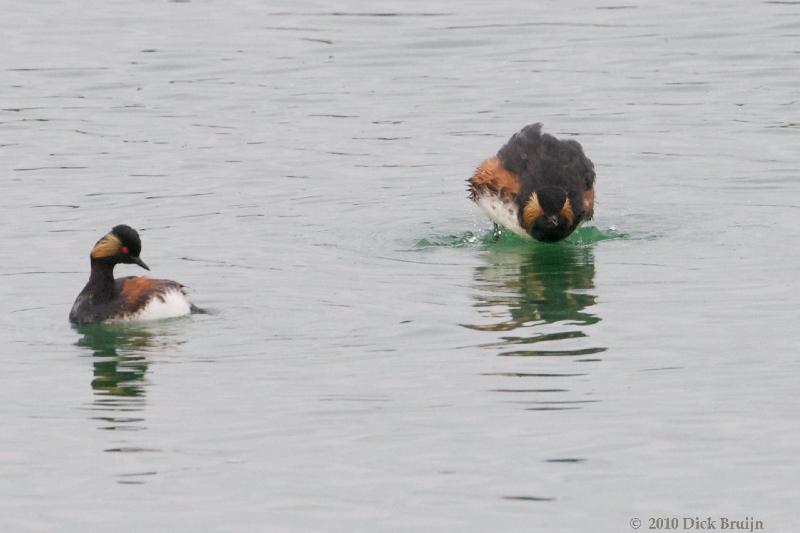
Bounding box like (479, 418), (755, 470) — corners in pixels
(522, 187), (578, 243)
(90, 224), (149, 270)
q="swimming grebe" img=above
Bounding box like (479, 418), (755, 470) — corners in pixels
(69, 225), (192, 324)
(468, 123), (595, 242)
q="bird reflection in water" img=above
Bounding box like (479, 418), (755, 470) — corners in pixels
(465, 242), (605, 410)
(74, 323), (168, 432)
(73, 322), (183, 484)
(465, 243), (605, 356)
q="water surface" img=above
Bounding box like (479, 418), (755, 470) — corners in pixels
(1, 1), (798, 531)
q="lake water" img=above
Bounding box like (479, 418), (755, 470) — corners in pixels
(1, 1), (798, 531)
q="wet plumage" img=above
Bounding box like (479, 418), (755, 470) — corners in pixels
(69, 225), (192, 324)
(468, 123), (596, 242)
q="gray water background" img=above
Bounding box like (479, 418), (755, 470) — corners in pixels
(1, 0), (798, 531)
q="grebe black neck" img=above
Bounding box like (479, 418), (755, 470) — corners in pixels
(84, 258), (119, 304)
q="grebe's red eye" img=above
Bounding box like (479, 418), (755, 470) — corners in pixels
(120, 246), (129, 255)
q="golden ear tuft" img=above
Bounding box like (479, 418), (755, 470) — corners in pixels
(91, 233), (122, 259)
(560, 197), (575, 226)
(582, 188), (595, 220)
(522, 193), (543, 229)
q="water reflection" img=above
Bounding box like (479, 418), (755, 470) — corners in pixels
(74, 323), (170, 432)
(466, 242), (604, 411)
(468, 243), (600, 337)
(76, 324), (151, 400)
(73, 323), (183, 483)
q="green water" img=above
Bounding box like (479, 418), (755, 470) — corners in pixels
(416, 225), (629, 249)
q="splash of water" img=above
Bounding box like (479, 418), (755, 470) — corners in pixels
(416, 225), (628, 249)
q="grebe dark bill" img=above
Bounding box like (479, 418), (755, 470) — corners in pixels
(467, 123), (595, 243)
(69, 224), (192, 324)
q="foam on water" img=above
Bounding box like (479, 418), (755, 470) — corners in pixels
(416, 225), (629, 249)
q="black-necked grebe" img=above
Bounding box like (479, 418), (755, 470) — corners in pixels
(468, 123), (595, 242)
(69, 224), (192, 324)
